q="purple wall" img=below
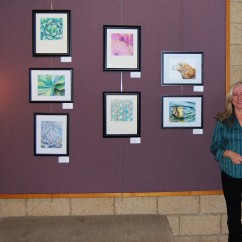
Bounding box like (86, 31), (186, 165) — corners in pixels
(0, 0), (226, 194)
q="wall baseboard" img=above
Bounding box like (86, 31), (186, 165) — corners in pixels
(0, 190), (223, 199)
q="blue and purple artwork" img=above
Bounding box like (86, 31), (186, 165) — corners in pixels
(111, 99), (134, 122)
(41, 121), (63, 148)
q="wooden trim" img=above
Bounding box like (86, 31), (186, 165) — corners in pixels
(0, 190), (223, 199)
(226, 0), (230, 94)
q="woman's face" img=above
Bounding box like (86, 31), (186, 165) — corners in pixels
(232, 84), (242, 112)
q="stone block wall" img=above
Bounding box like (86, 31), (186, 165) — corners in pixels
(0, 195), (228, 241)
(230, 0), (242, 85)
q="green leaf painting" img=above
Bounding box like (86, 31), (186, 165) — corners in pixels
(38, 75), (65, 96)
(40, 18), (63, 40)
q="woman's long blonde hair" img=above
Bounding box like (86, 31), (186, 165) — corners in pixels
(216, 81), (242, 122)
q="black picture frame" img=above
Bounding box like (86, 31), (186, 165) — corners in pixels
(29, 68), (73, 103)
(32, 10), (71, 56)
(161, 51), (204, 85)
(103, 92), (141, 137)
(103, 25), (141, 71)
(34, 113), (69, 156)
(161, 95), (203, 129)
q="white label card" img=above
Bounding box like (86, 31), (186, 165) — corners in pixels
(193, 86), (204, 92)
(130, 137), (141, 144)
(130, 72), (141, 78)
(62, 103), (73, 109)
(193, 129), (203, 135)
(61, 57), (72, 62)
(58, 157), (70, 163)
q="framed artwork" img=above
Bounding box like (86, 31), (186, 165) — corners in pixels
(103, 92), (141, 137)
(161, 51), (204, 85)
(34, 113), (69, 156)
(29, 68), (73, 103)
(161, 96), (203, 128)
(32, 10), (71, 56)
(103, 25), (141, 71)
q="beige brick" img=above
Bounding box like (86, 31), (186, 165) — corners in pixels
(71, 198), (114, 215)
(115, 197), (156, 215)
(231, 2), (242, 23)
(200, 235), (228, 242)
(180, 215), (221, 236)
(174, 236), (199, 242)
(200, 195), (226, 214)
(230, 65), (242, 83)
(231, 24), (242, 44)
(158, 196), (199, 215)
(221, 214), (229, 234)
(0, 199), (25, 217)
(26, 198), (70, 216)
(231, 45), (242, 65)
(167, 215), (179, 236)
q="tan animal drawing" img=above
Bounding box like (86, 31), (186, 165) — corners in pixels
(172, 62), (196, 79)
(172, 106), (184, 118)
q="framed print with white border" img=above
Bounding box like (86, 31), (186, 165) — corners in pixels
(161, 51), (204, 85)
(33, 10), (71, 56)
(34, 113), (69, 156)
(103, 25), (141, 71)
(161, 96), (203, 128)
(29, 68), (73, 103)
(103, 92), (141, 137)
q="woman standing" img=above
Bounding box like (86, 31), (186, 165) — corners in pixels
(210, 81), (242, 242)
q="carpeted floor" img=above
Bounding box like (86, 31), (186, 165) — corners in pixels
(0, 214), (174, 242)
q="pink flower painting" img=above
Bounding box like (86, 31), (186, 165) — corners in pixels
(111, 33), (133, 56)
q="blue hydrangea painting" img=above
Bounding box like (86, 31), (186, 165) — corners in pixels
(41, 121), (62, 148)
(37, 75), (65, 96)
(111, 99), (134, 122)
(40, 17), (63, 40)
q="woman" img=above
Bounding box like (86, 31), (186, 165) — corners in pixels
(210, 81), (242, 242)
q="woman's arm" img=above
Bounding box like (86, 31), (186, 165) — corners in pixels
(210, 121), (226, 161)
(210, 121), (242, 164)
(223, 150), (242, 164)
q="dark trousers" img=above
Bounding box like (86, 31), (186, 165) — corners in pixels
(221, 171), (242, 242)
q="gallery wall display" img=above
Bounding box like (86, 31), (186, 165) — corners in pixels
(32, 10), (71, 56)
(103, 92), (141, 137)
(0, 0), (226, 194)
(161, 51), (204, 85)
(161, 95), (203, 129)
(103, 25), (141, 71)
(34, 113), (69, 156)
(29, 68), (73, 103)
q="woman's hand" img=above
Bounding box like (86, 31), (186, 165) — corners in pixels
(224, 150), (242, 165)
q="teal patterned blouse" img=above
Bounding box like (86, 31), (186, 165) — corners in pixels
(210, 116), (242, 178)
